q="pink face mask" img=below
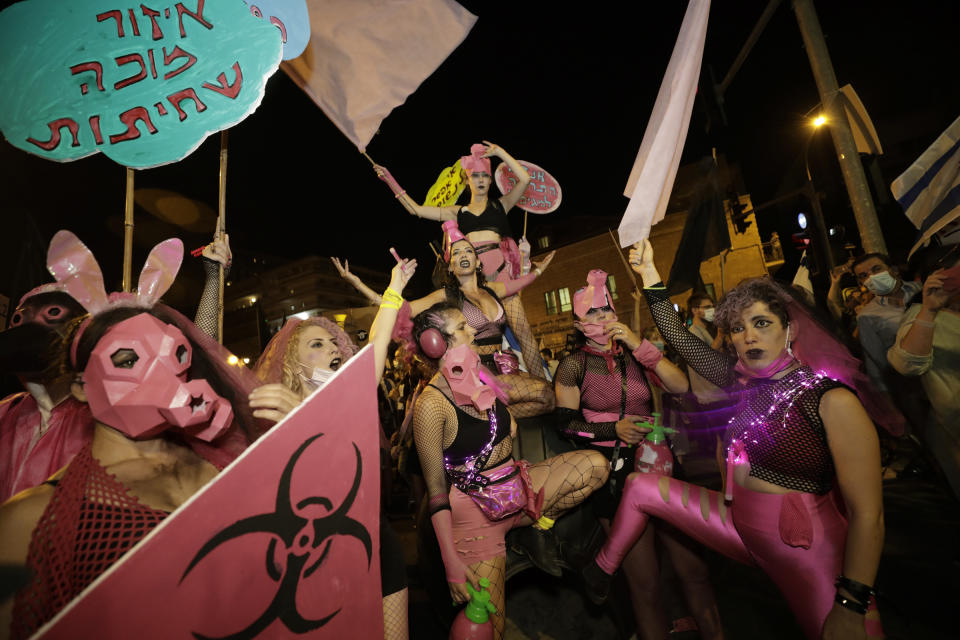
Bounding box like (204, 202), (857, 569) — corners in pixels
(578, 314), (618, 343)
(82, 313), (233, 441)
(441, 344), (496, 411)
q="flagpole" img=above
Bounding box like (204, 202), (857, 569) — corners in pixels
(122, 167), (134, 292)
(216, 131), (228, 344)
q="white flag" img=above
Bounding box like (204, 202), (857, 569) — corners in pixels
(283, 0), (477, 151)
(618, 0), (711, 248)
(891, 114), (960, 258)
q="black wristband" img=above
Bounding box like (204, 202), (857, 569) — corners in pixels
(834, 593), (868, 615)
(835, 575), (874, 605)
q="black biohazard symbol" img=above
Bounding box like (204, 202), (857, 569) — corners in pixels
(181, 433), (372, 640)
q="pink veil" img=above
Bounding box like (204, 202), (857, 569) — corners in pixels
(254, 316), (359, 385)
(782, 291), (907, 436)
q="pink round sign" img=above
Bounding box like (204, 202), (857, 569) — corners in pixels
(495, 160), (562, 214)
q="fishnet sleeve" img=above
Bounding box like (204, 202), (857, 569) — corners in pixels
(413, 387), (453, 508)
(554, 353), (619, 442)
(644, 285), (736, 388)
(193, 257), (226, 340)
(502, 294), (547, 378)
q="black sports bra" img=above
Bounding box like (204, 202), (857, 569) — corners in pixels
(428, 383), (512, 466)
(457, 199), (513, 237)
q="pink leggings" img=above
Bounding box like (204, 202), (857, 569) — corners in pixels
(596, 473), (882, 640)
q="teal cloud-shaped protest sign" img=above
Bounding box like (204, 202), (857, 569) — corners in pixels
(0, 0), (282, 168)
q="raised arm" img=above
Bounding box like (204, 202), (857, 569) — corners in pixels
(484, 142), (530, 213)
(369, 258), (417, 383)
(331, 257), (384, 305)
(629, 239), (736, 388)
(888, 269), (949, 375)
(820, 388), (884, 639)
(194, 233), (231, 340)
(372, 163), (459, 221)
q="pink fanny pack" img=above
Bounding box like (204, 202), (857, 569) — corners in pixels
(467, 460), (543, 521)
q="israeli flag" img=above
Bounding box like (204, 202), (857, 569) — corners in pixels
(891, 115), (960, 257)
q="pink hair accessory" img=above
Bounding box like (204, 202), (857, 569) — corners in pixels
(573, 269), (615, 319)
(460, 143), (491, 176)
(46, 230), (183, 314)
(442, 220), (467, 262)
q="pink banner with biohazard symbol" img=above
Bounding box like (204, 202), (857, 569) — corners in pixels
(34, 347), (382, 640)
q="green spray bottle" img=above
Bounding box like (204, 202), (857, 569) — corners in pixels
(634, 413), (676, 475)
(449, 577), (498, 640)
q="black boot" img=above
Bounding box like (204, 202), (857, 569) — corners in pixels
(580, 558), (613, 606)
(511, 526), (563, 577)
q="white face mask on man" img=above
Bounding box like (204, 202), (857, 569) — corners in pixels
(703, 308), (716, 323)
(865, 271), (897, 296)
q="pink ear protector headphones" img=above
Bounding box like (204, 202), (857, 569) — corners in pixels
(417, 327), (448, 359)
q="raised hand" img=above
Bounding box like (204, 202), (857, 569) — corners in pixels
(202, 233), (231, 267)
(389, 257), (418, 294)
(331, 257), (359, 284)
(532, 250), (556, 275)
(629, 238), (660, 286)
(480, 140), (502, 159)
(922, 269), (952, 313)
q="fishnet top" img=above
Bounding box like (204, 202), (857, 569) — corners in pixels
(11, 443), (168, 639)
(643, 286), (844, 494)
(723, 366), (846, 494)
(462, 295), (505, 345)
(555, 348), (653, 442)
(644, 285), (736, 388)
(412, 375), (514, 508)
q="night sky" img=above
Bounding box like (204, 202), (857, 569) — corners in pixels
(2, 0), (958, 313)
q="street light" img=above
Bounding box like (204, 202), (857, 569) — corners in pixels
(812, 115), (827, 128)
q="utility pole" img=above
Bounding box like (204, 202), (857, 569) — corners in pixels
(792, 0), (887, 254)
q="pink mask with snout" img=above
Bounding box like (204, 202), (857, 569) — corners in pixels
(82, 313), (232, 441)
(441, 344), (496, 411)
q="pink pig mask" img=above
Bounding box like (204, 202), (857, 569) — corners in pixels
(460, 143), (491, 177)
(82, 313), (233, 441)
(574, 269), (618, 342)
(441, 344), (496, 412)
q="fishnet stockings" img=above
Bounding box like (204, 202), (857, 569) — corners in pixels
(11, 444), (168, 639)
(381, 588), (409, 640)
(495, 371), (554, 418)
(502, 295), (547, 379)
(468, 555), (507, 640)
(528, 450), (608, 519)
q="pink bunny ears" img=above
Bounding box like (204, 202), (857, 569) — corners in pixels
(573, 269), (615, 319)
(461, 143), (491, 175)
(46, 230), (184, 315)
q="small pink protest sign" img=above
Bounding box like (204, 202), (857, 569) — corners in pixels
(495, 160), (562, 214)
(34, 347), (383, 640)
